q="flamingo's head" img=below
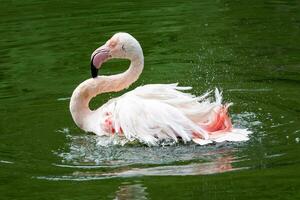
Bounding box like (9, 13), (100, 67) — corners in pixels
(90, 32), (143, 78)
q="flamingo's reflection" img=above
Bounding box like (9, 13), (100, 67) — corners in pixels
(109, 155), (233, 199)
(113, 183), (148, 200)
(107, 155), (234, 177)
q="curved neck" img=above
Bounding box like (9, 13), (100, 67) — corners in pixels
(69, 54), (144, 131)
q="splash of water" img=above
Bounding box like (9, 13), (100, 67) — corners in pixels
(39, 112), (261, 181)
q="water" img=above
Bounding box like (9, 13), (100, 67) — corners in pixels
(1, 0), (300, 199)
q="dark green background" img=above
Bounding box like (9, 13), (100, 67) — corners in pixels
(1, 0), (300, 199)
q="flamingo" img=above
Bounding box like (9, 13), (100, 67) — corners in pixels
(70, 32), (250, 146)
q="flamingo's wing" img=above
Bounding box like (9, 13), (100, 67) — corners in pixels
(113, 91), (208, 146)
(101, 84), (249, 146)
(131, 83), (218, 121)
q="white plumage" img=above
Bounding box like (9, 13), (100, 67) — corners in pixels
(77, 83), (250, 146)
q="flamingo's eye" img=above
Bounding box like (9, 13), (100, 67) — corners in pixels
(122, 44), (126, 51)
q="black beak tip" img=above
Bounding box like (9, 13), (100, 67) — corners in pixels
(91, 62), (98, 78)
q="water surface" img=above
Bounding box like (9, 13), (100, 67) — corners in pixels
(1, 0), (300, 199)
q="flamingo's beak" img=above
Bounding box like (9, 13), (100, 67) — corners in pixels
(90, 45), (110, 78)
(90, 58), (99, 78)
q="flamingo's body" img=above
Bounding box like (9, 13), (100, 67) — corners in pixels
(70, 33), (250, 146)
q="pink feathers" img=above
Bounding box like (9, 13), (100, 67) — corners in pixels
(200, 105), (233, 135)
(103, 112), (123, 136)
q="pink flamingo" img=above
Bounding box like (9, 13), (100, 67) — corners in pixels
(70, 32), (250, 146)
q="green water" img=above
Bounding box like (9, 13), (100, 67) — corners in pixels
(1, 0), (300, 199)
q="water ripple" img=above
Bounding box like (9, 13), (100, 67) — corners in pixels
(37, 157), (246, 181)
